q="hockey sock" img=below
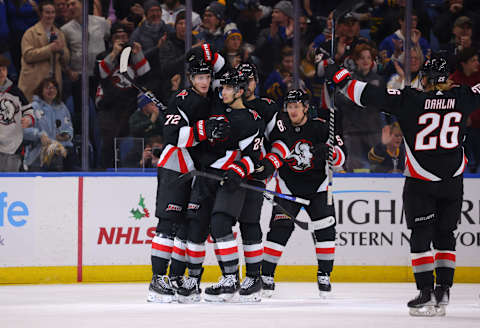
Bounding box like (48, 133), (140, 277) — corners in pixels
(151, 233), (174, 275)
(262, 241), (285, 276)
(169, 237), (187, 277)
(213, 234), (239, 275)
(434, 250), (456, 287)
(411, 251), (435, 290)
(243, 240), (263, 276)
(186, 241), (206, 277)
(313, 225), (335, 273)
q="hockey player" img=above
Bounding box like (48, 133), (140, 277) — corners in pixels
(147, 57), (230, 303)
(177, 68), (265, 303)
(260, 89), (345, 298)
(326, 54), (479, 316)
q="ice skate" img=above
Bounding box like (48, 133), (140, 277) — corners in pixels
(408, 289), (436, 316)
(239, 275), (262, 302)
(204, 274), (239, 302)
(317, 272), (332, 298)
(261, 275), (275, 298)
(177, 275), (202, 303)
(147, 275), (175, 303)
(434, 285), (450, 316)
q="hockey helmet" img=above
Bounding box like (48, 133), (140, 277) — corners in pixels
(188, 59), (213, 77)
(220, 68), (249, 91)
(284, 89), (308, 106)
(421, 54), (449, 85)
(237, 63), (259, 83)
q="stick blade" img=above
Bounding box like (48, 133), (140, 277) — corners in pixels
(119, 46), (132, 74)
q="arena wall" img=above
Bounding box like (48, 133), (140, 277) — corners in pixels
(1, 173), (479, 284)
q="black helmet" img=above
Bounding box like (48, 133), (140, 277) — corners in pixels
(421, 54), (449, 85)
(220, 68), (249, 91)
(188, 59), (213, 76)
(237, 63), (259, 83)
(284, 89), (308, 106)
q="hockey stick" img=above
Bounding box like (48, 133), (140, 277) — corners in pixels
(262, 193), (309, 230)
(119, 46), (166, 111)
(176, 170), (311, 206)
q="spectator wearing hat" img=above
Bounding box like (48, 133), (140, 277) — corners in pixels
(0, 55), (34, 172)
(131, 0), (170, 58)
(255, 0), (294, 81)
(449, 47), (480, 172)
(18, 1), (70, 102)
(161, 0), (201, 31)
(196, 1), (227, 51)
(95, 22), (151, 168)
(0, 0), (18, 82)
(128, 93), (163, 139)
(379, 9), (431, 66)
(222, 24), (243, 68)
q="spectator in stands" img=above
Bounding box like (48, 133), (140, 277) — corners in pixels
(140, 135), (164, 168)
(19, 0), (70, 102)
(255, 0), (294, 80)
(0, 55), (34, 172)
(223, 24), (243, 68)
(368, 122), (405, 173)
(94, 0), (144, 31)
(6, 0), (40, 75)
(23, 77), (75, 171)
(231, 0), (270, 45)
(53, 0), (68, 27)
(387, 47), (424, 90)
(449, 47), (480, 172)
(379, 9), (431, 62)
(95, 23), (150, 168)
(336, 43), (385, 172)
(0, 0), (18, 82)
(161, 0), (201, 30)
(128, 93), (163, 139)
(312, 11), (333, 49)
(61, 0), (110, 131)
(131, 0), (170, 58)
(196, 1), (227, 51)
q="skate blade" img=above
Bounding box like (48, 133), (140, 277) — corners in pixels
(435, 305), (446, 316)
(239, 291), (262, 303)
(262, 289), (274, 298)
(204, 293), (236, 303)
(147, 291), (174, 303)
(318, 290), (332, 299)
(409, 305), (437, 317)
(177, 293), (201, 304)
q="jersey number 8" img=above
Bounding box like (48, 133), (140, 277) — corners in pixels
(415, 112), (462, 151)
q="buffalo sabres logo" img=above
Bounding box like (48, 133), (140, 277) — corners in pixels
(286, 139), (313, 172)
(111, 69), (133, 89)
(0, 98), (19, 125)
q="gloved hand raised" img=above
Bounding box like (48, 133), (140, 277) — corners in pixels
(325, 63), (352, 89)
(186, 43), (217, 65)
(193, 119), (231, 142)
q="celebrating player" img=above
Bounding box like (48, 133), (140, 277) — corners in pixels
(326, 54), (480, 316)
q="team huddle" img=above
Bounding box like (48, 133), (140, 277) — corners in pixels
(144, 42), (479, 316)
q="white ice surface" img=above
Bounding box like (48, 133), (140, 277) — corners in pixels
(1, 283), (479, 328)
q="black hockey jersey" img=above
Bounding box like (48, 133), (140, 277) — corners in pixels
(344, 81), (480, 180)
(269, 112), (346, 196)
(157, 88), (213, 173)
(199, 99), (265, 176)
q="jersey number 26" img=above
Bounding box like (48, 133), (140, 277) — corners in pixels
(415, 112), (462, 150)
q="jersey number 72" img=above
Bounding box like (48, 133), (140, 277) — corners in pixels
(415, 112), (462, 150)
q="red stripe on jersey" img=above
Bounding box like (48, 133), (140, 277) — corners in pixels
(412, 256), (434, 267)
(177, 149), (188, 173)
(100, 60), (111, 75)
(185, 128), (195, 147)
(221, 150), (239, 170)
(26, 114), (35, 126)
(152, 243), (173, 253)
(316, 247), (335, 254)
(272, 142), (287, 159)
(134, 58), (147, 71)
(405, 155), (431, 181)
(244, 249), (263, 258)
(264, 247), (282, 257)
(333, 147), (342, 166)
(214, 246), (238, 256)
(186, 248), (206, 258)
(240, 158), (251, 174)
(347, 80), (357, 103)
(172, 246), (186, 256)
(435, 253), (456, 262)
(158, 146), (176, 167)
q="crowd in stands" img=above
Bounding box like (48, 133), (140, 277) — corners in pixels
(1, 0), (480, 173)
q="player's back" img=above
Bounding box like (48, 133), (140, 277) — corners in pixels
(395, 86), (473, 181)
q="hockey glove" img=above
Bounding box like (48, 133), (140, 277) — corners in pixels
(325, 63), (351, 89)
(193, 119), (231, 142)
(251, 153), (283, 180)
(221, 161), (247, 192)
